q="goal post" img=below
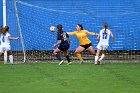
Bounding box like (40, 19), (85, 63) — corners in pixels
(3, 0), (7, 63)
(3, 0), (6, 26)
(5, 0), (140, 63)
(0, 0), (2, 26)
(14, 0), (26, 63)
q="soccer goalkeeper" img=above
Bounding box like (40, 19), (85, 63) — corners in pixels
(67, 24), (98, 64)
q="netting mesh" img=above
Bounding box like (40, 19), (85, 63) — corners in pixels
(4, 0), (140, 63)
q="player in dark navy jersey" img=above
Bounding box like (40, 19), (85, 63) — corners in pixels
(53, 24), (71, 65)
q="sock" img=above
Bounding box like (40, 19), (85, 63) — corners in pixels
(4, 51), (7, 64)
(56, 54), (62, 61)
(76, 54), (83, 61)
(99, 54), (105, 62)
(65, 55), (70, 62)
(95, 56), (99, 64)
(9, 55), (13, 64)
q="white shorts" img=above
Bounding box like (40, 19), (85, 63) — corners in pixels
(97, 43), (108, 50)
(0, 45), (11, 53)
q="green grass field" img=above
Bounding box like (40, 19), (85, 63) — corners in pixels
(0, 62), (140, 93)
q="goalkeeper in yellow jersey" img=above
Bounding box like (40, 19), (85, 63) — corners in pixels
(67, 24), (98, 64)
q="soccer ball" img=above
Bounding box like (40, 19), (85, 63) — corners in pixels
(50, 26), (56, 32)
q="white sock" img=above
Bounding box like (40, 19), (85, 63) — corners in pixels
(9, 55), (13, 64)
(4, 51), (7, 64)
(95, 56), (99, 64)
(99, 54), (105, 63)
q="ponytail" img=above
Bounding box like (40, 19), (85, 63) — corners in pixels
(77, 24), (84, 30)
(57, 24), (63, 34)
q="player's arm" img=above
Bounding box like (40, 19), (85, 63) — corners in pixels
(67, 31), (76, 36)
(8, 36), (19, 40)
(97, 33), (100, 42)
(110, 31), (114, 44)
(85, 30), (98, 36)
(53, 40), (62, 47)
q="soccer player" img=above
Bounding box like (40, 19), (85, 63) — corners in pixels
(67, 24), (98, 64)
(0, 26), (19, 64)
(53, 24), (71, 65)
(95, 23), (114, 64)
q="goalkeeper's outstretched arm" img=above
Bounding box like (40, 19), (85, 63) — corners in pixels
(85, 30), (98, 36)
(67, 32), (76, 36)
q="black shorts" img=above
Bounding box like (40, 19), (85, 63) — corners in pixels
(58, 44), (70, 51)
(80, 43), (92, 50)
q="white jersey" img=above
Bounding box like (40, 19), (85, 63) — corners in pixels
(98, 29), (111, 46)
(0, 32), (10, 47)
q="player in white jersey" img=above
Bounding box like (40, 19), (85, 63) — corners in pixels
(0, 26), (19, 64)
(95, 23), (114, 64)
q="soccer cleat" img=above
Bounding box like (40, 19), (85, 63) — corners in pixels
(100, 61), (103, 64)
(95, 60), (100, 65)
(97, 60), (100, 65)
(80, 60), (84, 64)
(95, 61), (97, 65)
(59, 60), (64, 65)
(67, 62), (72, 65)
(95, 60), (101, 65)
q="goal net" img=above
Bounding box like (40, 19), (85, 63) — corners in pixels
(5, 0), (140, 63)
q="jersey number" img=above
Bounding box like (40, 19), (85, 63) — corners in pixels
(63, 33), (67, 41)
(102, 33), (108, 39)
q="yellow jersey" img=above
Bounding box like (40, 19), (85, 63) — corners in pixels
(68, 30), (91, 45)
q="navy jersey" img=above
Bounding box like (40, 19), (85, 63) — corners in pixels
(57, 32), (69, 45)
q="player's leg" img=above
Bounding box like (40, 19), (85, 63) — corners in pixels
(0, 46), (8, 64)
(0, 46), (4, 56)
(64, 50), (71, 65)
(0, 51), (3, 58)
(0, 52), (4, 63)
(88, 45), (96, 55)
(99, 50), (106, 64)
(98, 45), (108, 64)
(7, 50), (13, 64)
(75, 46), (85, 64)
(95, 49), (101, 64)
(4, 51), (7, 64)
(95, 44), (102, 64)
(53, 48), (63, 65)
(0, 52), (3, 56)
(64, 44), (71, 63)
(88, 46), (96, 63)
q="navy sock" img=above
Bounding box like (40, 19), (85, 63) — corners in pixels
(66, 55), (70, 62)
(56, 54), (62, 61)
